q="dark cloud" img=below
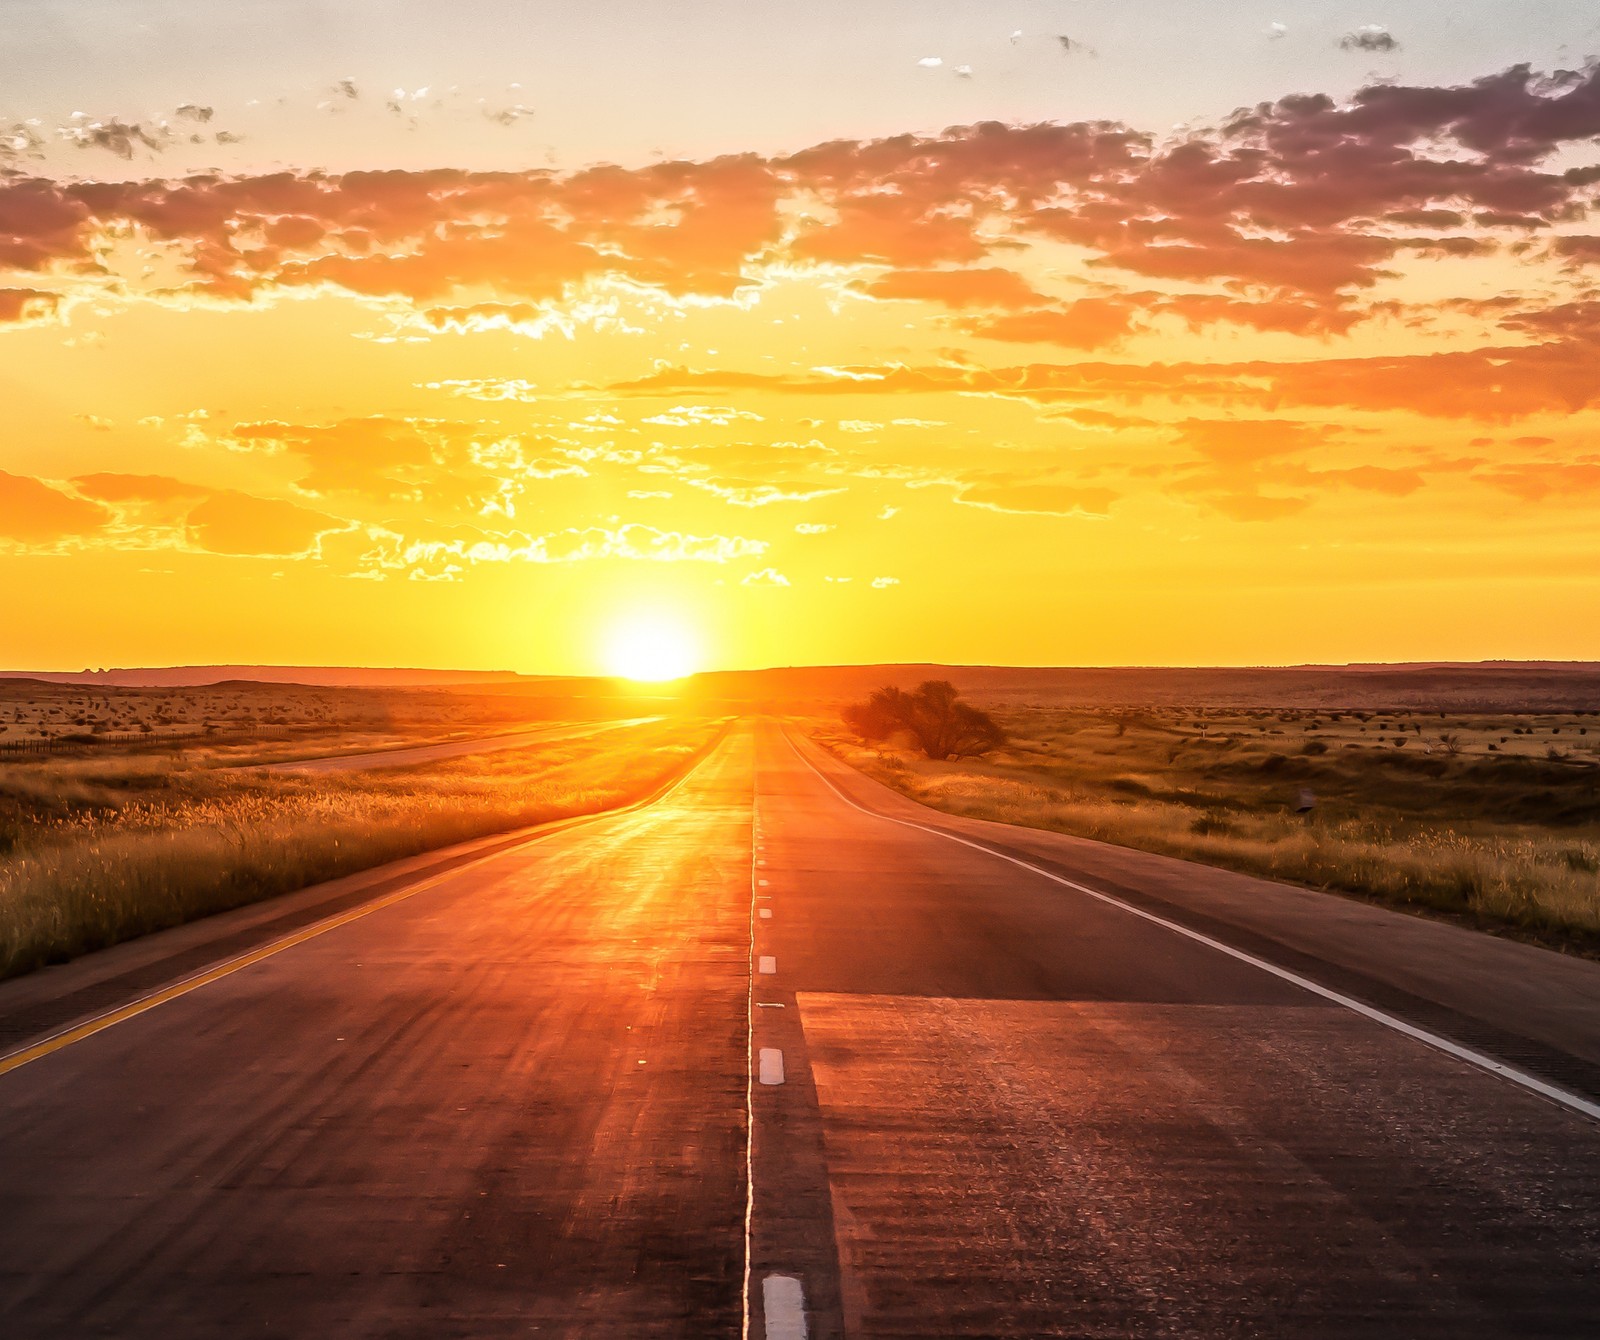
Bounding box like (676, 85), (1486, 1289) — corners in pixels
(0, 288), (60, 323)
(3, 61), (1600, 431)
(1340, 27), (1399, 54)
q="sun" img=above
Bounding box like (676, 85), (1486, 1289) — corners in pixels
(603, 614), (700, 682)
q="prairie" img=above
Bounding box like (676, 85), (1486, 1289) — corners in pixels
(0, 714), (723, 980)
(0, 676), (632, 752)
(808, 703), (1600, 950)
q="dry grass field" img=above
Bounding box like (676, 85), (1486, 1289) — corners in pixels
(0, 677), (616, 752)
(0, 714), (723, 980)
(809, 703), (1600, 949)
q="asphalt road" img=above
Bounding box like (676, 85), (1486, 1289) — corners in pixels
(1, 721), (1598, 1338)
(247, 717), (658, 774)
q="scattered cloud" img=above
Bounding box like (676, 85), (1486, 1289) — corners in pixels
(1341, 26), (1399, 54)
(742, 566), (791, 585)
(0, 470), (111, 544)
(184, 490), (343, 556)
(954, 482), (1118, 516)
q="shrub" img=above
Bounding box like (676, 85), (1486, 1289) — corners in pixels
(841, 680), (1005, 760)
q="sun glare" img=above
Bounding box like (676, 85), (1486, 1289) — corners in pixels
(603, 615), (700, 682)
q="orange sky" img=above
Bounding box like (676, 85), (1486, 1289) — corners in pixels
(5, 12), (1600, 673)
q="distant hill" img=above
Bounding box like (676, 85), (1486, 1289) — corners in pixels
(6, 661), (1600, 710)
(0, 666), (529, 689)
(681, 662), (1600, 712)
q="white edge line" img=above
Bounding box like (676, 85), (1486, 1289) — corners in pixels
(785, 730), (1600, 1124)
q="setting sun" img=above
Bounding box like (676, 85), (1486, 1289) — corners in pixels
(603, 615), (700, 682)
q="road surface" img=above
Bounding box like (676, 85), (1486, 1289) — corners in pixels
(1, 721), (1597, 1338)
(246, 717), (658, 774)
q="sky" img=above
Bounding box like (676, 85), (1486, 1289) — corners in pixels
(5, 1), (1600, 674)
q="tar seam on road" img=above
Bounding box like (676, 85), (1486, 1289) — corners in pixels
(0, 746), (713, 1083)
(785, 730), (1600, 1125)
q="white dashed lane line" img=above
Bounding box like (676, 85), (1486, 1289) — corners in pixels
(763, 1273), (808, 1338)
(758, 955), (777, 975)
(759, 1047), (786, 1085)
(760, 908), (773, 919)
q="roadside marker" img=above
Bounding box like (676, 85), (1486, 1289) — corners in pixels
(758, 1048), (786, 1085)
(762, 1274), (807, 1338)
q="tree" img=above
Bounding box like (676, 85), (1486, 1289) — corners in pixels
(841, 679), (1005, 760)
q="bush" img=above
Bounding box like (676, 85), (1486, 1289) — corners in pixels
(841, 680), (1005, 760)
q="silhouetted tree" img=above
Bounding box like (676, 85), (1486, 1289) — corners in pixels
(841, 680), (1005, 760)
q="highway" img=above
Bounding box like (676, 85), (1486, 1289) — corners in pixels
(1, 721), (1597, 1337)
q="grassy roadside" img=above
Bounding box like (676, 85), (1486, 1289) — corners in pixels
(805, 708), (1600, 952)
(0, 716), (725, 981)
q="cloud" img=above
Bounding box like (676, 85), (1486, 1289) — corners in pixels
(224, 417), (448, 498)
(71, 472), (210, 504)
(0, 470), (110, 543)
(359, 522), (769, 577)
(1341, 26), (1399, 54)
(688, 478), (846, 507)
(964, 298), (1141, 349)
(857, 267), (1043, 309)
(642, 405), (766, 427)
(954, 482), (1118, 516)
(741, 567), (791, 585)
(1172, 419), (1339, 467)
(58, 116), (171, 159)
(1473, 458), (1600, 501)
(607, 338), (1600, 422)
(7, 62), (1600, 325)
(0, 288), (60, 323)
(184, 490), (343, 556)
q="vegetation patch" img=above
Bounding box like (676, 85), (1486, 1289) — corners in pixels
(816, 703), (1600, 950)
(0, 716), (723, 980)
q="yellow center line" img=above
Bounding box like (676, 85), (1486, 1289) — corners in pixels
(0, 738), (721, 1081)
(0, 871), (459, 1079)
